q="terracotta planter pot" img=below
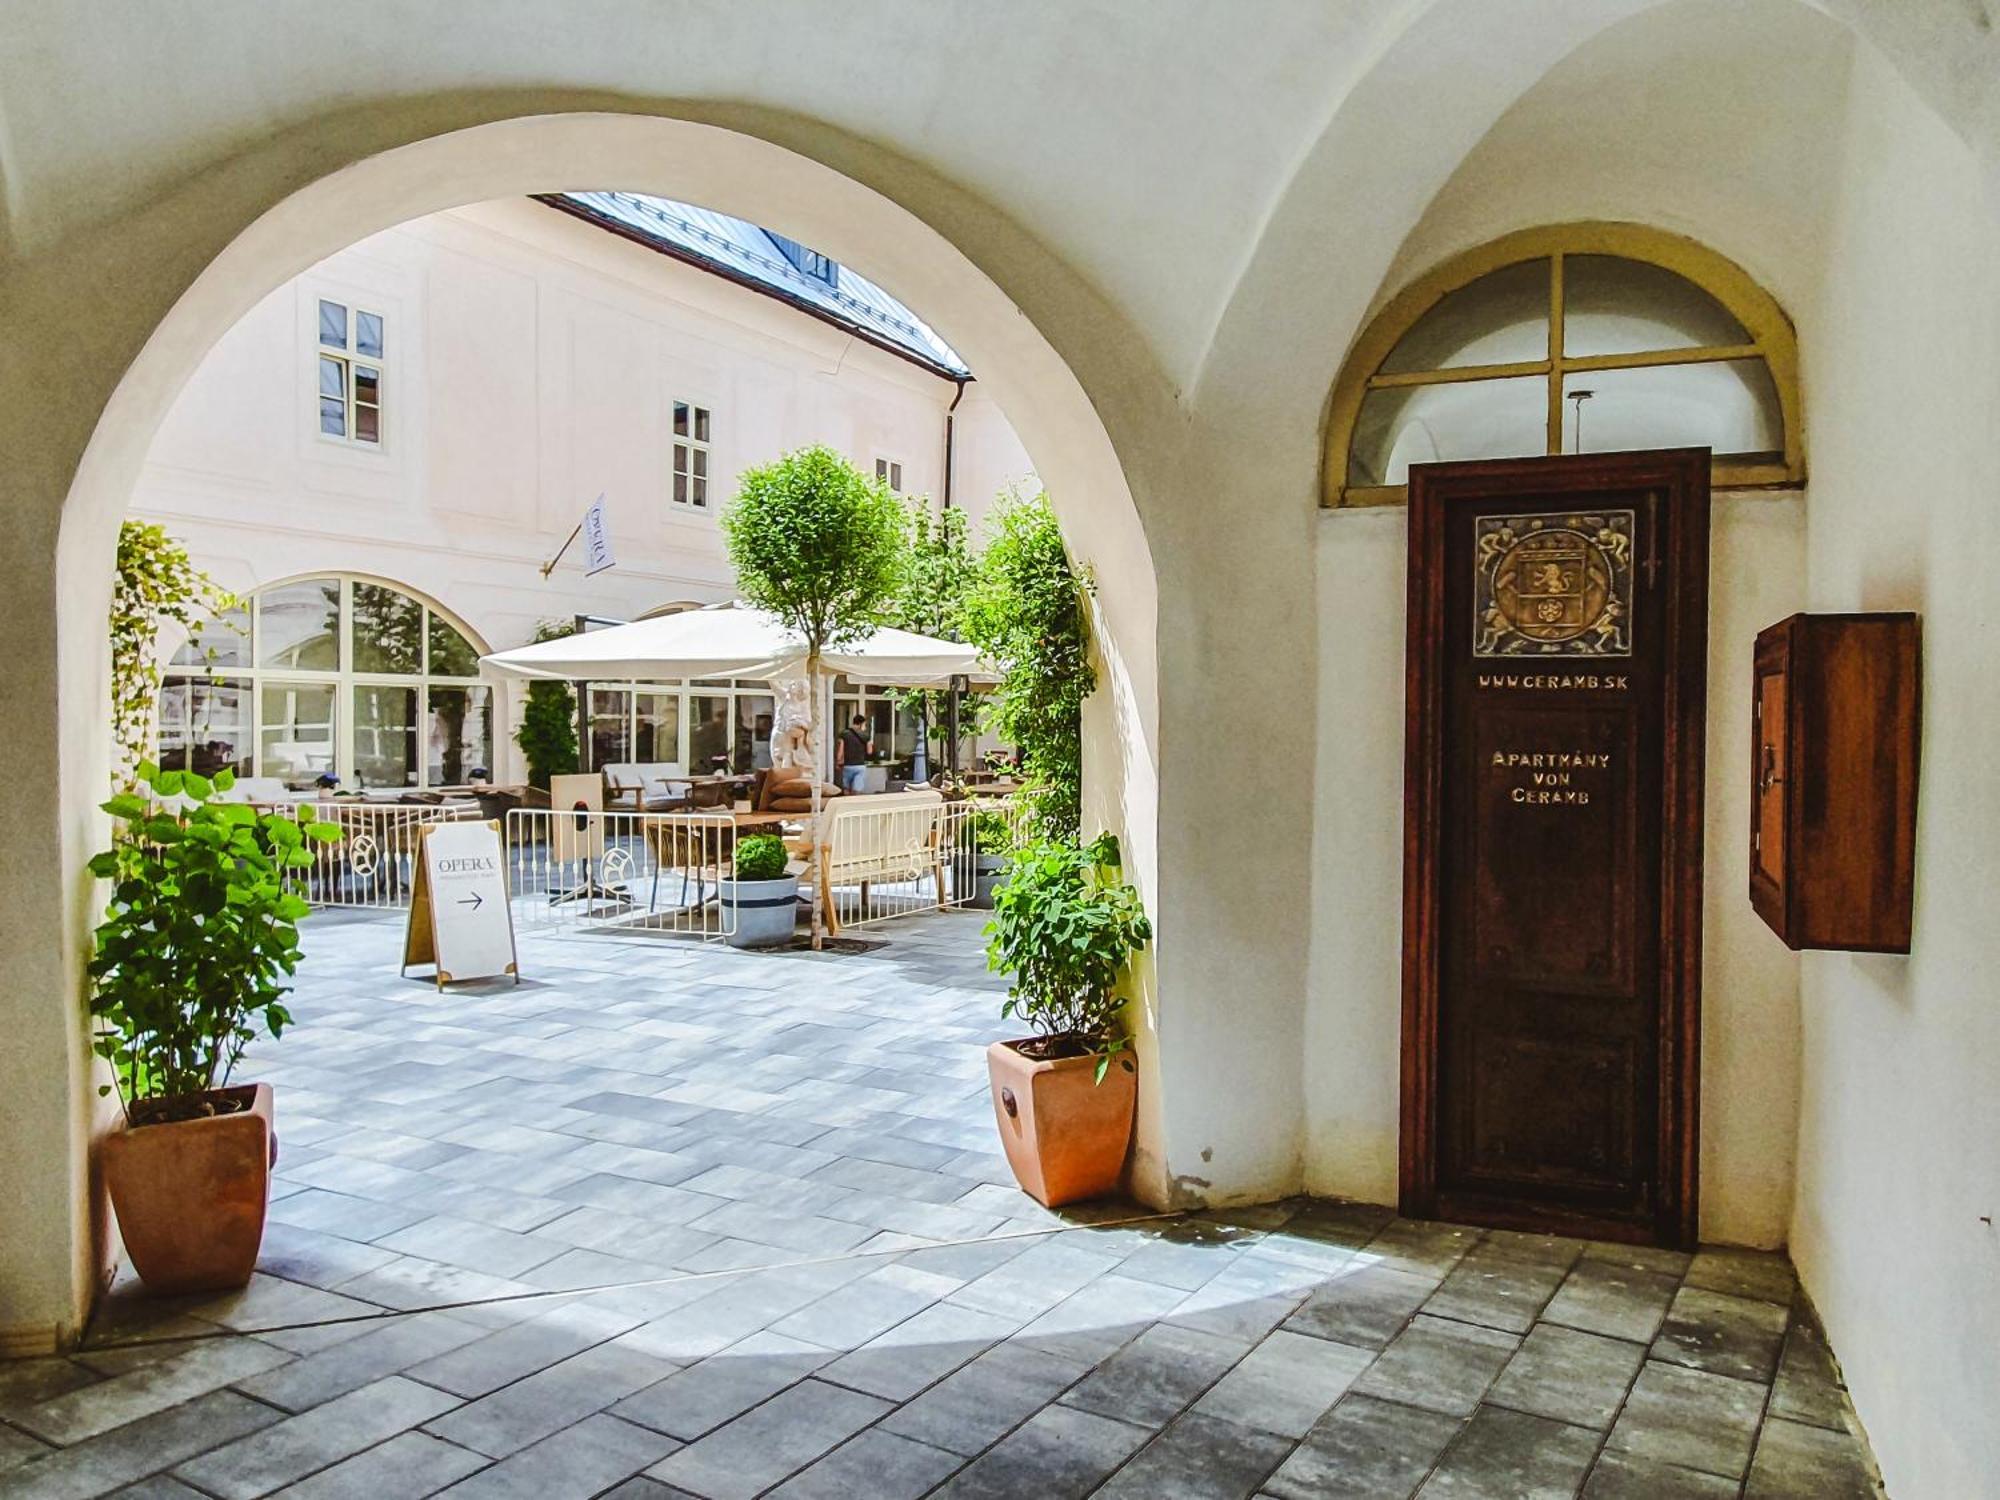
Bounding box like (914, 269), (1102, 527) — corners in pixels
(102, 1082), (275, 1295)
(986, 1040), (1136, 1208)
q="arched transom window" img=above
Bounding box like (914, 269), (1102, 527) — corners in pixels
(1324, 224), (1803, 507)
(157, 575), (492, 791)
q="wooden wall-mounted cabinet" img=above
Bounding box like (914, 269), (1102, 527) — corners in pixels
(1750, 613), (1920, 953)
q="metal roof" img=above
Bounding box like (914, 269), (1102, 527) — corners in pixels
(546, 191), (969, 379)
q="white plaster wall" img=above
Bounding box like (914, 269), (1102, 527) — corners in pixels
(948, 384), (1038, 537)
(129, 196), (1032, 783)
(1788, 46), (2000, 1498)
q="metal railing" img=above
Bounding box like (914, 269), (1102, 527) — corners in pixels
(504, 807), (742, 940)
(285, 792), (1029, 941)
(286, 801), (481, 911)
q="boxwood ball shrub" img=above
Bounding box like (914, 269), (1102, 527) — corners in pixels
(734, 833), (791, 883)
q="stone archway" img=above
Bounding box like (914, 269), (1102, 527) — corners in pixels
(7, 112), (1167, 1351)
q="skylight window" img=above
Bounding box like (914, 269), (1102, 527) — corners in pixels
(764, 231), (839, 289)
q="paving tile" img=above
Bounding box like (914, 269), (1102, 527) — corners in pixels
(1769, 1303), (1852, 1430)
(816, 1298), (1018, 1400)
(1605, 1360), (1767, 1479)
(1541, 1254), (1681, 1343)
(769, 1263), (956, 1349)
(12, 1335), (294, 1444)
(1355, 1218), (1481, 1278)
(373, 1215), (570, 1281)
(1486, 1321), (1646, 1429)
(611, 1331), (832, 1440)
(1095, 1409), (1292, 1499)
(878, 1340), (1089, 1455)
(1684, 1245), (1796, 1306)
(434, 1413), (679, 1498)
(238, 1311), (484, 1412)
(269, 1431), (488, 1498)
(1010, 1272), (1185, 1366)
(1061, 1321), (1251, 1428)
(0, 1423), (53, 1473)
(647, 1379), (891, 1499)
(1653, 1285), (1789, 1382)
(404, 1301), (645, 1399)
(174, 1376), (462, 1499)
(106, 1478), (212, 1499)
(423, 1342), (675, 1459)
(1744, 1416), (1882, 1499)
(1262, 1393), (1462, 1500)
(3, 1390), (283, 1500)
(930, 1403), (1150, 1499)
(1282, 1262), (1438, 1349)
(1421, 1244), (1569, 1333)
(1349, 1313), (1519, 1417)
(0, 1356), (100, 1416)
(765, 1428), (963, 1499)
(1582, 1450), (1740, 1499)
(1418, 1404), (1598, 1497)
(1192, 1327), (1375, 1437)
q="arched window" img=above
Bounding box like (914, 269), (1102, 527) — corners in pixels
(157, 575), (491, 791)
(1324, 224), (1802, 507)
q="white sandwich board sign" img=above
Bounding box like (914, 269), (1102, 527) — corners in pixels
(402, 820), (520, 987)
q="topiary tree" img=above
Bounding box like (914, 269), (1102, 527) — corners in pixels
(723, 444), (906, 944)
(513, 619), (579, 790)
(962, 490), (1094, 841)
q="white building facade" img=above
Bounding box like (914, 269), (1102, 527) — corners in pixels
(133, 194), (1035, 790)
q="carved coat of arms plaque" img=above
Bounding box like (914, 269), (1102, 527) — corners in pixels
(1474, 510), (1635, 657)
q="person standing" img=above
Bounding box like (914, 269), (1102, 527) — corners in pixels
(837, 714), (873, 793)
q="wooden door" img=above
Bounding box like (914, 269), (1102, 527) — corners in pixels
(1401, 449), (1709, 1248)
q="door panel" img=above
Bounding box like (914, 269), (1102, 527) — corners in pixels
(1401, 449), (1709, 1247)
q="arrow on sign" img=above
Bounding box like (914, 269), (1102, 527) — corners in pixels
(457, 891), (485, 910)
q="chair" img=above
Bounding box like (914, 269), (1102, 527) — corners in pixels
(604, 762), (690, 811)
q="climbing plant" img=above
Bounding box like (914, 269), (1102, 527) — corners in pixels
(514, 619), (580, 790)
(962, 490), (1094, 842)
(109, 521), (237, 794)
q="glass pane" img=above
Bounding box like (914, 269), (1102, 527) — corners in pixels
(354, 365), (379, 403)
(737, 694), (774, 773)
(635, 692), (681, 764)
(694, 407), (710, 442)
(319, 396), (346, 438)
(673, 442), (688, 477)
(351, 684), (418, 789)
(890, 463), (902, 491)
(319, 355), (345, 397)
(158, 678), (250, 777)
(689, 695), (733, 773)
(1349, 375), (1547, 487)
(350, 582), (422, 674)
(169, 604), (249, 669)
(256, 579), (340, 670)
(426, 685), (493, 785)
(589, 686), (631, 770)
(1562, 360), (1781, 463)
(427, 612), (480, 677)
(318, 300), (347, 349)
(673, 471), (688, 504)
(260, 681), (337, 785)
(355, 310), (384, 359)
(354, 405), (380, 443)
(1563, 256), (1749, 358)
(693, 477), (707, 507)
(692, 447), (707, 478)
(673, 401), (690, 437)
(1379, 259), (1550, 373)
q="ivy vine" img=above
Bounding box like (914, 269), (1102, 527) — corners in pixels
(109, 521), (237, 794)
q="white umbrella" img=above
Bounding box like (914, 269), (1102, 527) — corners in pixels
(478, 601), (993, 687)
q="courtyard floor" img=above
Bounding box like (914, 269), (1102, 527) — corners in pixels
(0, 911), (1882, 1498)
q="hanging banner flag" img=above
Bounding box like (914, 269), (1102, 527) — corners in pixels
(582, 494), (615, 576)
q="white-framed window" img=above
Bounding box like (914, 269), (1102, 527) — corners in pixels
(317, 299), (385, 445)
(874, 457), (905, 493)
(157, 576), (491, 791)
(672, 401), (712, 508)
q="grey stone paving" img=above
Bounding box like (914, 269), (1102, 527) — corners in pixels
(0, 911), (1886, 1497)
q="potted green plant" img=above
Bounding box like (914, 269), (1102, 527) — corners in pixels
(720, 832), (800, 949)
(89, 763), (338, 1294)
(963, 808), (1014, 909)
(984, 833), (1152, 1207)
